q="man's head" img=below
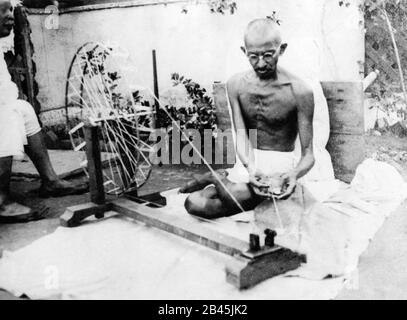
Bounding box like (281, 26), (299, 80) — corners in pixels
(242, 19), (287, 80)
(0, 0), (14, 39)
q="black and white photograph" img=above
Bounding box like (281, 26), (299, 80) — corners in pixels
(0, 0), (407, 303)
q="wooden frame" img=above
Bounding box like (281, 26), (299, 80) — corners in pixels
(60, 125), (305, 289)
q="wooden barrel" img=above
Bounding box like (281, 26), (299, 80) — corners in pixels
(321, 81), (365, 183)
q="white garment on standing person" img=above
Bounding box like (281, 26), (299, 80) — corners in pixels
(0, 51), (41, 159)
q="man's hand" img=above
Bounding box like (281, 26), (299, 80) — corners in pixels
(276, 172), (297, 200)
(248, 171), (270, 198)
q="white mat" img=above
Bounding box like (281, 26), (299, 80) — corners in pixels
(0, 159), (406, 299)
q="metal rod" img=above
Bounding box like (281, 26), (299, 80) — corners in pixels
(152, 49), (159, 130)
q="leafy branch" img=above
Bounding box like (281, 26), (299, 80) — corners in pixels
(182, 0), (237, 15)
(348, 0), (407, 117)
(156, 73), (217, 135)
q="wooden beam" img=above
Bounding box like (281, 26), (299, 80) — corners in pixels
(111, 198), (249, 256)
(61, 196), (306, 289)
(111, 198), (305, 289)
(84, 126), (105, 205)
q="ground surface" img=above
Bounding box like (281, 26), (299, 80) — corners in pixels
(1, 132), (407, 300)
(365, 131), (407, 177)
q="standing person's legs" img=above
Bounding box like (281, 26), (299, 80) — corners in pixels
(24, 131), (87, 196)
(15, 100), (88, 197)
(0, 106), (28, 216)
(0, 114), (40, 219)
(0, 156), (12, 207)
(0, 155), (35, 222)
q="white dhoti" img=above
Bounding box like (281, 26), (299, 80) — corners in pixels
(0, 101), (41, 159)
(226, 149), (320, 251)
(0, 52), (41, 159)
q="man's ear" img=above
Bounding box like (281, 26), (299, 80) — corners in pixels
(279, 43), (288, 56)
(240, 46), (246, 55)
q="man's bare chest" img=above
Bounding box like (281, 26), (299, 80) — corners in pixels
(238, 84), (297, 127)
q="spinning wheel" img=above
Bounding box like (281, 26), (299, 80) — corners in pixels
(65, 42), (156, 195)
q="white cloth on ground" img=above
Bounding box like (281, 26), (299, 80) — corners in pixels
(0, 159), (405, 299)
(257, 159), (407, 280)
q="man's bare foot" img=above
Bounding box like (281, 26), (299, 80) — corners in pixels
(38, 179), (89, 198)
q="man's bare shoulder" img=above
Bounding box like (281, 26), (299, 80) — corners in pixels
(279, 67), (313, 94)
(279, 67), (314, 108)
(226, 71), (251, 93)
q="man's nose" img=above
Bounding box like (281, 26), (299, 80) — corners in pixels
(257, 57), (266, 68)
(5, 12), (14, 22)
(6, 7), (14, 19)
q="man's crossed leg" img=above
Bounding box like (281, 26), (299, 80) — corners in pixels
(180, 169), (269, 219)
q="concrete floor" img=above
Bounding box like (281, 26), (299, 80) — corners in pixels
(1, 164), (407, 300)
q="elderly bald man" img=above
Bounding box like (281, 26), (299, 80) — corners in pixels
(181, 18), (315, 219)
(0, 0), (87, 222)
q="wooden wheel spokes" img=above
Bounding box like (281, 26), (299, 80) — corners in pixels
(65, 42), (156, 195)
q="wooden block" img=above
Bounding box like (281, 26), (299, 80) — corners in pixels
(225, 248), (305, 290)
(60, 202), (111, 227)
